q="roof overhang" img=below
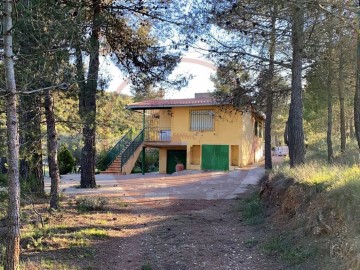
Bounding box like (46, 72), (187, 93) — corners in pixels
(126, 103), (219, 110)
(126, 98), (226, 110)
(125, 98), (265, 119)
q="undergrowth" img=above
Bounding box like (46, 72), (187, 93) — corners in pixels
(263, 234), (317, 266)
(0, 191), (7, 220)
(141, 263), (153, 270)
(273, 162), (360, 219)
(21, 224), (110, 251)
(20, 258), (78, 270)
(269, 143), (360, 268)
(76, 197), (109, 212)
(239, 193), (264, 225)
(0, 174), (7, 187)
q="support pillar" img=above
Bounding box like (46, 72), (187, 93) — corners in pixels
(141, 147), (146, 175)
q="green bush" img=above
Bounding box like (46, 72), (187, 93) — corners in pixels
(0, 174), (7, 187)
(0, 191), (7, 221)
(95, 150), (108, 172)
(20, 174), (44, 195)
(133, 148), (159, 173)
(76, 197), (108, 212)
(58, 145), (75, 175)
(141, 263), (153, 270)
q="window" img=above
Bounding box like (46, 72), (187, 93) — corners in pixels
(190, 110), (215, 131)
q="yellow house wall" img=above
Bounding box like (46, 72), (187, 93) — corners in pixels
(154, 106), (264, 173)
(122, 144), (144, 175)
(159, 148), (167, 173)
(170, 106), (242, 170)
(240, 112), (264, 166)
(190, 145), (201, 165)
(240, 112), (254, 166)
(159, 110), (171, 127)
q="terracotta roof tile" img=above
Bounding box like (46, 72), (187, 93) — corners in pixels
(127, 98), (219, 109)
(126, 97), (265, 119)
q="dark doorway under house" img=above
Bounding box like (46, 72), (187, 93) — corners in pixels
(167, 149), (187, 174)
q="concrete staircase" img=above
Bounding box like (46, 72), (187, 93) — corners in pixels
(119, 143), (143, 175)
(101, 129), (144, 175)
(101, 157), (124, 174)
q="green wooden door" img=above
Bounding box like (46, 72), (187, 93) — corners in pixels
(167, 150), (186, 174)
(201, 145), (229, 171)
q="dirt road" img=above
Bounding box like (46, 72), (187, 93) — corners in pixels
(88, 198), (286, 270)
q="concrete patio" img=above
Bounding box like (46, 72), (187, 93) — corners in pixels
(44, 158), (283, 201)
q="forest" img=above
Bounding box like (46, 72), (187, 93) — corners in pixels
(1, 0), (360, 269)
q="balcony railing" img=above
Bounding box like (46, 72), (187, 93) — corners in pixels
(145, 127), (171, 142)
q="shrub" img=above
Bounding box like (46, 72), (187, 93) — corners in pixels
(240, 193), (265, 225)
(0, 174), (7, 187)
(95, 150), (108, 172)
(270, 161), (360, 268)
(141, 263), (152, 270)
(20, 174), (44, 195)
(0, 191), (7, 221)
(133, 148), (159, 173)
(76, 197), (108, 212)
(58, 145), (75, 175)
(263, 234), (316, 265)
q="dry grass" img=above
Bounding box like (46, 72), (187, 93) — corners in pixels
(274, 162), (360, 186)
(273, 162), (360, 216)
(20, 259), (78, 270)
(0, 196), (133, 269)
(270, 146), (360, 269)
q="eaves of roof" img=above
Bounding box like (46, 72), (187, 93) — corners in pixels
(126, 98), (265, 120)
(126, 98), (220, 110)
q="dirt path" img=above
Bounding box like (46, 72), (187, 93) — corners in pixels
(89, 198), (286, 270)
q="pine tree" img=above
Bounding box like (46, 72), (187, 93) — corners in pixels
(3, 0), (21, 268)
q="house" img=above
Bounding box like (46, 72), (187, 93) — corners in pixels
(101, 93), (264, 174)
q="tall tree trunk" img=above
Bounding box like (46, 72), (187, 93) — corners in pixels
(19, 94), (44, 195)
(327, 63), (334, 162)
(355, 6), (360, 150)
(17, 0), (44, 194)
(79, 0), (101, 188)
(44, 90), (61, 209)
(264, 5), (277, 170)
(337, 10), (346, 153)
(327, 92), (333, 162)
(350, 117), (355, 139)
(3, 0), (21, 268)
(338, 49), (346, 153)
(288, 3), (306, 167)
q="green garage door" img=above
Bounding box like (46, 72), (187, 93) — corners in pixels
(201, 145), (229, 171)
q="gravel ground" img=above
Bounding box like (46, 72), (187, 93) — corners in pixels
(89, 198), (286, 270)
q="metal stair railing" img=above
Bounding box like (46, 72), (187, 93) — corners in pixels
(120, 129), (144, 168)
(103, 129), (134, 169)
